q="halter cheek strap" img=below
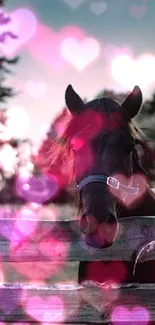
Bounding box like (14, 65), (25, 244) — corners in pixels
(76, 174), (139, 199)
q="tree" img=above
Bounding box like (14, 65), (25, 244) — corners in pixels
(0, 2), (19, 107)
(0, 1), (23, 203)
(0, 57), (19, 107)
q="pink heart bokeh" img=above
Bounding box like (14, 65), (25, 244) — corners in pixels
(129, 5), (148, 20)
(27, 23), (87, 72)
(111, 53), (155, 90)
(11, 259), (65, 281)
(104, 44), (133, 62)
(0, 8), (37, 57)
(0, 216), (29, 247)
(10, 216), (70, 280)
(90, 1), (107, 16)
(14, 207), (37, 237)
(15, 173), (59, 204)
(25, 296), (64, 323)
(111, 305), (150, 324)
(39, 235), (69, 262)
(25, 80), (48, 99)
(60, 37), (100, 70)
(108, 173), (147, 209)
(87, 260), (127, 284)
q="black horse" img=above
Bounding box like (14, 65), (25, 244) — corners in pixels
(64, 84), (155, 284)
(37, 84), (155, 284)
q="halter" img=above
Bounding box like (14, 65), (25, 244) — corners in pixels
(77, 174), (139, 199)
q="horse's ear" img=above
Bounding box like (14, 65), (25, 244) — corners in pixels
(65, 85), (84, 115)
(121, 86), (143, 119)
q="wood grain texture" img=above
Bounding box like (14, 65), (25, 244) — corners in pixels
(0, 282), (154, 323)
(0, 216), (155, 262)
(0, 216), (155, 323)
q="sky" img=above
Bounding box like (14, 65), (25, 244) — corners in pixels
(1, 0), (155, 146)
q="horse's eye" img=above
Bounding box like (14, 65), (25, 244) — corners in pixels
(71, 146), (76, 153)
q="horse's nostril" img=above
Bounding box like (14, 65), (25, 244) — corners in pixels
(86, 235), (113, 249)
(80, 214), (98, 234)
(86, 232), (104, 248)
(85, 221), (119, 249)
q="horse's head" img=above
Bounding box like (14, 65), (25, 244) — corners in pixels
(65, 85), (144, 249)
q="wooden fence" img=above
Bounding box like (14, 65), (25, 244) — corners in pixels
(0, 214), (155, 323)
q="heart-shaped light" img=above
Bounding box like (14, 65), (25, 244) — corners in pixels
(108, 173), (147, 209)
(111, 53), (155, 90)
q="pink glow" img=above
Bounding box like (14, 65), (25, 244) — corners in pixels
(104, 44), (133, 62)
(25, 296), (64, 323)
(111, 53), (155, 90)
(86, 260), (127, 283)
(60, 37), (100, 70)
(39, 236), (69, 262)
(15, 207), (37, 236)
(0, 8), (37, 57)
(111, 305), (150, 324)
(27, 23), (87, 72)
(15, 173), (59, 203)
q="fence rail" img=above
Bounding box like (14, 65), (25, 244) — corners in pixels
(0, 282), (155, 323)
(0, 216), (155, 262)
(0, 215), (155, 323)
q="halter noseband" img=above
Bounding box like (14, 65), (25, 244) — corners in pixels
(77, 174), (139, 199)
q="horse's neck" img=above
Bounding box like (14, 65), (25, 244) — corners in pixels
(119, 186), (155, 217)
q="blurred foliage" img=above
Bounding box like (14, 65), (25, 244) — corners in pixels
(0, 4), (17, 42)
(0, 0), (5, 6)
(94, 88), (127, 103)
(0, 0), (19, 106)
(95, 88), (155, 186)
(0, 57), (19, 105)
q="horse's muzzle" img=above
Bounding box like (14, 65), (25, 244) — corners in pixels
(80, 214), (119, 249)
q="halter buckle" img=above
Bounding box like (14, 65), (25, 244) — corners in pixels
(107, 176), (120, 189)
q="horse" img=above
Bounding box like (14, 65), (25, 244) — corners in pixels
(36, 84), (155, 284)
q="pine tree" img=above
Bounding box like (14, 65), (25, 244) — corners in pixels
(0, 0), (19, 107)
(0, 1), (23, 203)
(0, 56), (19, 106)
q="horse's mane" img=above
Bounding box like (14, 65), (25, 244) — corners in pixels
(129, 121), (155, 177)
(35, 108), (75, 188)
(36, 106), (154, 186)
